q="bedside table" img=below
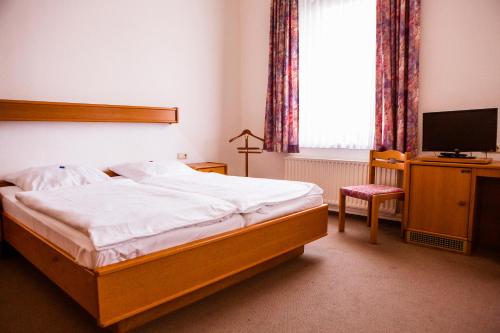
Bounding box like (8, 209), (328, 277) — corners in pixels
(187, 162), (227, 175)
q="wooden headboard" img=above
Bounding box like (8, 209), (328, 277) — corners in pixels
(0, 99), (178, 123)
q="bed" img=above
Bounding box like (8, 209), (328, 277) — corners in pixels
(0, 100), (328, 332)
(0, 180), (323, 269)
(2, 184), (327, 332)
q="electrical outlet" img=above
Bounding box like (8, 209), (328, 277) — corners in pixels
(177, 153), (187, 160)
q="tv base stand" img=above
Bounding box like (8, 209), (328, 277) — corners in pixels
(438, 152), (472, 158)
(418, 156), (493, 165)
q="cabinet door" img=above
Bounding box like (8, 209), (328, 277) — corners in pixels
(408, 165), (471, 238)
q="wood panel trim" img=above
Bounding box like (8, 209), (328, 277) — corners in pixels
(0, 99), (178, 123)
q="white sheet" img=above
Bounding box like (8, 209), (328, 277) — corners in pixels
(1, 185), (245, 269)
(242, 194), (324, 226)
(15, 179), (238, 249)
(139, 172), (323, 213)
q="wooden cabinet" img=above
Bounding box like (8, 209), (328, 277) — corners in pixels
(408, 165), (471, 238)
(187, 162), (227, 175)
(405, 159), (500, 254)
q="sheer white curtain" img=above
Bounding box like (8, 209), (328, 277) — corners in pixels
(299, 0), (376, 149)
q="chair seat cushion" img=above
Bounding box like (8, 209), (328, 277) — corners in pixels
(341, 184), (403, 201)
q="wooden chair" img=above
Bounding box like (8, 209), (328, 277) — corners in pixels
(338, 150), (411, 244)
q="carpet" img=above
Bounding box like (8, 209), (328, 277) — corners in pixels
(1, 214), (499, 333)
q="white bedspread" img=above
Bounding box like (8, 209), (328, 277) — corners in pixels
(140, 172), (323, 213)
(15, 179), (237, 249)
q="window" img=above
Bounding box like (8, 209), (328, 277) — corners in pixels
(299, 0), (376, 149)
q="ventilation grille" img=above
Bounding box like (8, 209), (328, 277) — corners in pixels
(407, 230), (467, 253)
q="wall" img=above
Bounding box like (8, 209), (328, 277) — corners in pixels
(2, 0), (499, 178)
(418, 0), (500, 158)
(236, 0), (287, 179)
(0, 0), (240, 176)
(238, 0), (500, 179)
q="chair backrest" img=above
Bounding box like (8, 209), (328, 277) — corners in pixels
(368, 150), (411, 185)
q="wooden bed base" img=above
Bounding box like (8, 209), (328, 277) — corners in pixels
(1, 204), (328, 332)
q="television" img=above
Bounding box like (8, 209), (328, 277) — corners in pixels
(422, 108), (498, 157)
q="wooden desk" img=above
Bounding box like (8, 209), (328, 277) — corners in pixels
(403, 159), (500, 254)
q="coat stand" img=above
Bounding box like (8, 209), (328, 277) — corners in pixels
(229, 129), (264, 177)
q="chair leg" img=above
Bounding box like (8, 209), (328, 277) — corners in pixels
(400, 199), (406, 238)
(367, 201), (372, 227)
(338, 190), (346, 232)
(370, 197), (380, 244)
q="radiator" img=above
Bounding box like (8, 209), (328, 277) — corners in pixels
(284, 157), (400, 218)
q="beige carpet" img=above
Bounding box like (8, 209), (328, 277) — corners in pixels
(1, 214), (499, 333)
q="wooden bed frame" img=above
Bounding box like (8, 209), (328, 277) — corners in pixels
(0, 99), (328, 331)
(0, 184), (328, 332)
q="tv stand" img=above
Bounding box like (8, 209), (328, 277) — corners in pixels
(404, 159), (500, 254)
(438, 152), (473, 159)
(418, 156), (493, 165)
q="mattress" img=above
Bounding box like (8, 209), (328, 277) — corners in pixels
(138, 172), (323, 214)
(0, 186), (323, 270)
(0, 185), (245, 269)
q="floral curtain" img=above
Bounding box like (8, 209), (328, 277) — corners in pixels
(375, 0), (421, 153)
(264, 0), (300, 153)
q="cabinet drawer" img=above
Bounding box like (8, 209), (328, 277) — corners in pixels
(198, 166), (226, 174)
(188, 162), (227, 175)
(408, 165), (471, 238)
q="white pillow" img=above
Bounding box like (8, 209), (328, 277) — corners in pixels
(110, 160), (195, 180)
(4, 165), (110, 191)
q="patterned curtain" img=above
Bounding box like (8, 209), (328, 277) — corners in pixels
(375, 0), (421, 153)
(264, 0), (300, 153)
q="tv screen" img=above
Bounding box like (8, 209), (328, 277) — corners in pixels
(422, 108), (498, 152)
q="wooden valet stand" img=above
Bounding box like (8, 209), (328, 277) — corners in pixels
(229, 129), (264, 177)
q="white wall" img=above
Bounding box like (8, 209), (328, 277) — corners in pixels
(237, 0), (287, 179)
(419, 0), (500, 158)
(0, 0), (240, 176)
(237, 0), (500, 179)
(1, 0), (499, 178)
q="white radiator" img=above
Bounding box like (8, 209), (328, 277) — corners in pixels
(285, 157), (400, 218)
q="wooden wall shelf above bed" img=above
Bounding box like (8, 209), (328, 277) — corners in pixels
(0, 99), (178, 123)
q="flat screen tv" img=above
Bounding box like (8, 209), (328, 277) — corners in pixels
(422, 108), (498, 156)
